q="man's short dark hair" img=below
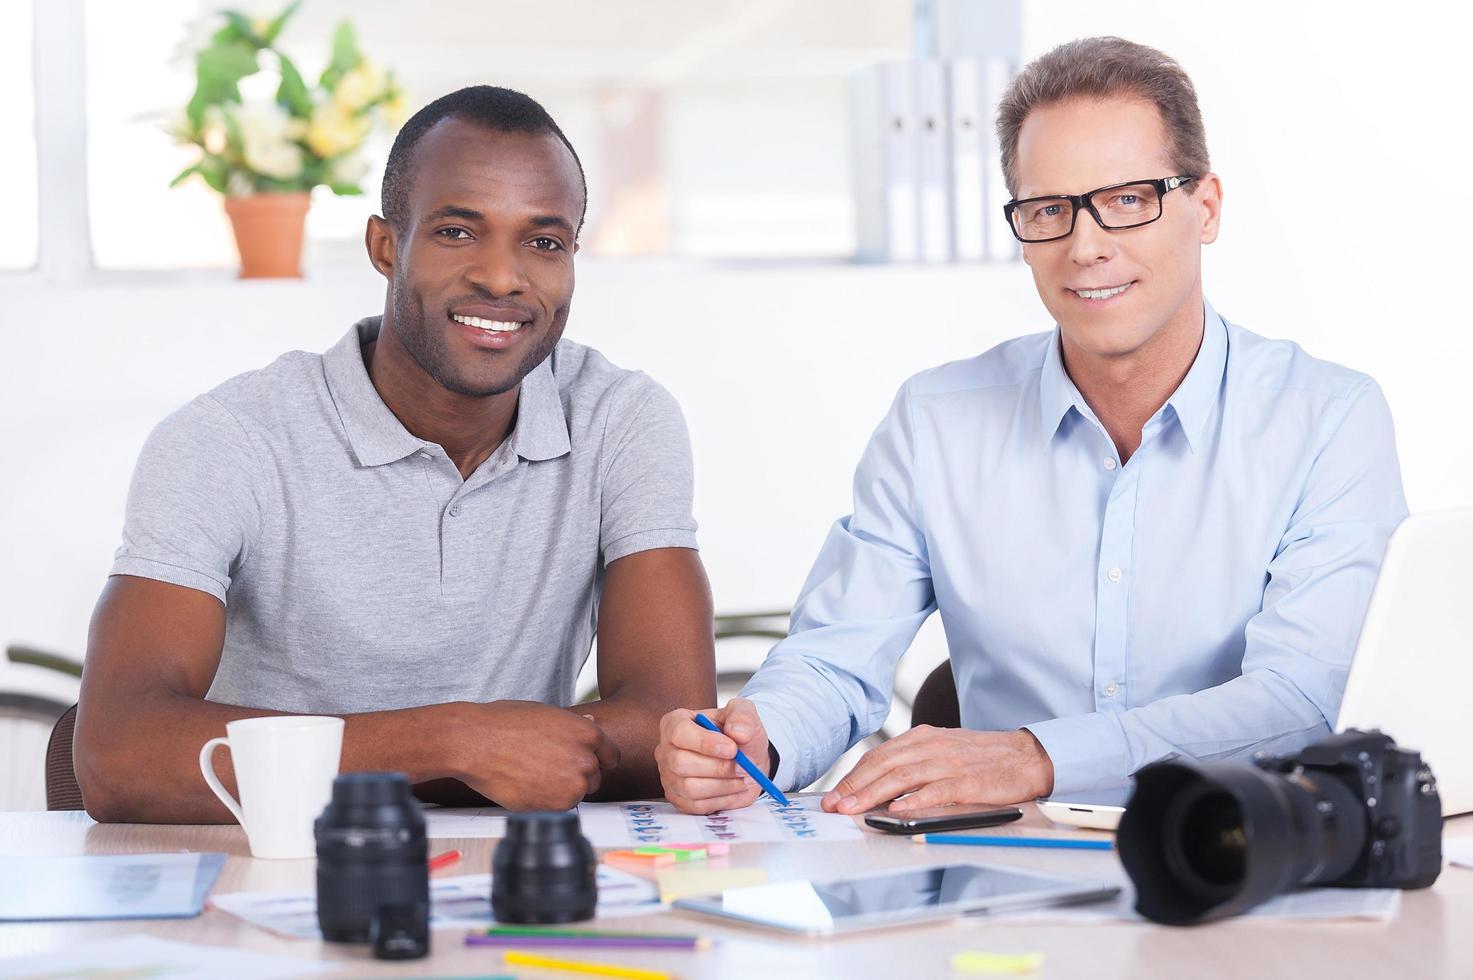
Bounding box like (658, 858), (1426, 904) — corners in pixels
(380, 85), (587, 234)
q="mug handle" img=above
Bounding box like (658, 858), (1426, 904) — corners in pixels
(199, 736), (247, 828)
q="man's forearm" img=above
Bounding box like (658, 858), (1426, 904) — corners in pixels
(577, 695), (673, 801)
(75, 690), (462, 823)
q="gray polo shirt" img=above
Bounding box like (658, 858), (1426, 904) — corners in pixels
(110, 317), (698, 714)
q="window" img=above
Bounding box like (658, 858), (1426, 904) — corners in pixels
(83, 0), (912, 269)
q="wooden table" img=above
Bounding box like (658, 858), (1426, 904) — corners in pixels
(2, 805), (1470, 979)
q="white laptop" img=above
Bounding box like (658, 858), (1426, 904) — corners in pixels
(1336, 509), (1473, 816)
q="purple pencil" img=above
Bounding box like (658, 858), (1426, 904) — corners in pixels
(465, 934), (709, 951)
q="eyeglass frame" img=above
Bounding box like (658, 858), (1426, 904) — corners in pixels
(1002, 175), (1197, 244)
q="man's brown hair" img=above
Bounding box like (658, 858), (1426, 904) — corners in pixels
(996, 37), (1210, 198)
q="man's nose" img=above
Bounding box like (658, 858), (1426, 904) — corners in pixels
(468, 238), (530, 296)
(1067, 207), (1115, 266)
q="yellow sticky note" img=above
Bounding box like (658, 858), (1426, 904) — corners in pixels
(951, 950), (1044, 975)
(655, 866), (768, 902)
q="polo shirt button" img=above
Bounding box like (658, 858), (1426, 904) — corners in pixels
(1103, 456), (1117, 470)
(449, 505), (461, 517)
(1107, 567), (1123, 583)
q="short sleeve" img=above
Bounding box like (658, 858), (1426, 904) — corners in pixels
(597, 376), (699, 565)
(109, 394), (265, 603)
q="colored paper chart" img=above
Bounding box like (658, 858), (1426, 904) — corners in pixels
(577, 797), (863, 848)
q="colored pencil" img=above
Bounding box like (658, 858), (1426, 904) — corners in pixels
(693, 712), (790, 806)
(428, 849), (463, 871)
(914, 833), (1112, 850)
(481, 927), (703, 939)
(502, 950), (675, 979)
(468, 934), (708, 950)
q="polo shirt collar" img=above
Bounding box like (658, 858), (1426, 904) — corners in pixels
(324, 318), (428, 467)
(324, 316), (572, 468)
(508, 354), (571, 462)
(1037, 299), (1227, 453)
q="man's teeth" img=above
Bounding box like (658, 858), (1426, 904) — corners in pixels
(452, 314), (522, 332)
(1074, 283), (1132, 300)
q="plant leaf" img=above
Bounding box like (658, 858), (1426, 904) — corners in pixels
(263, 1), (301, 44)
(222, 11), (261, 46)
(169, 164), (200, 188)
(186, 38), (258, 127)
(327, 183), (364, 196)
(319, 20), (361, 89)
(275, 53), (312, 117)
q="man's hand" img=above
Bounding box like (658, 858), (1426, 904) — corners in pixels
(821, 727), (1054, 815)
(655, 698), (770, 814)
(450, 701), (620, 810)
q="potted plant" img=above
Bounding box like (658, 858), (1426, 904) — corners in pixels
(167, 3), (407, 278)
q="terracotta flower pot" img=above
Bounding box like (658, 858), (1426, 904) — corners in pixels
(223, 192), (311, 278)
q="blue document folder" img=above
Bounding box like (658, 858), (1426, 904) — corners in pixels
(0, 852), (227, 921)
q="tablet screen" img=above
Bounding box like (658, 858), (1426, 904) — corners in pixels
(672, 862), (1116, 935)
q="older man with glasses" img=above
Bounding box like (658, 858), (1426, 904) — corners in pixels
(655, 36), (1407, 816)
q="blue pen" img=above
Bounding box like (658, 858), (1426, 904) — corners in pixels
(693, 712), (790, 806)
(916, 833), (1112, 850)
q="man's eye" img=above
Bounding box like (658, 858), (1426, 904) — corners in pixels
(436, 227), (471, 240)
(530, 237), (564, 251)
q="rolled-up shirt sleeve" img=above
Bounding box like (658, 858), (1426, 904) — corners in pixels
(1027, 379), (1408, 794)
(742, 384), (937, 792)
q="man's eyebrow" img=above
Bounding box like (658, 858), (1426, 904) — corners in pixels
(527, 214), (576, 236)
(425, 204), (484, 222)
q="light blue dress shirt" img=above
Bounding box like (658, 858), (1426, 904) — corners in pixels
(742, 302), (1407, 795)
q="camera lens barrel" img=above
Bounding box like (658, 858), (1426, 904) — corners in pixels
(315, 772), (429, 943)
(1119, 758), (1369, 925)
(492, 811), (598, 924)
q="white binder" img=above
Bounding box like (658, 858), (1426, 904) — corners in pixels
(850, 61), (919, 263)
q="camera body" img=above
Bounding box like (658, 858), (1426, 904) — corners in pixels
(1252, 729), (1441, 889)
(1117, 729), (1441, 925)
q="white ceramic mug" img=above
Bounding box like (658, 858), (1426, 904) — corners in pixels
(198, 715), (345, 859)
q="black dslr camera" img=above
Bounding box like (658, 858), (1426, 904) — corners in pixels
(1117, 730), (1442, 925)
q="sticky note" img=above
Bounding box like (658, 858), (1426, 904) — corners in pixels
(605, 850), (676, 867)
(667, 842), (729, 856)
(951, 950), (1044, 975)
(634, 846), (707, 862)
(655, 867), (768, 903)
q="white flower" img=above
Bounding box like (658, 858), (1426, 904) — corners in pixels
(201, 105), (229, 155)
(333, 62), (389, 112)
(227, 171), (256, 197)
(306, 100), (371, 159)
(231, 101), (306, 181)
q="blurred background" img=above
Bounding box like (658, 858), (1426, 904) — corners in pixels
(1, 0), (1468, 808)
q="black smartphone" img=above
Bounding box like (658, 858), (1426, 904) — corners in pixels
(864, 803), (1024, 835)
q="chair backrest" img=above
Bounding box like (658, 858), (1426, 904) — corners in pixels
(910, 660), (960, 729)
(46, 703), (84, 811)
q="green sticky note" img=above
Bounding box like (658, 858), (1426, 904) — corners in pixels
(951, 950), (1044, 975)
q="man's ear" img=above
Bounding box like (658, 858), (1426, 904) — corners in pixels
(366, 215), (397, 278)
(1196, 173), (1223, 246)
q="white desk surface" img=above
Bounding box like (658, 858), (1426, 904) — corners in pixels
(2, 803), (1470, 979)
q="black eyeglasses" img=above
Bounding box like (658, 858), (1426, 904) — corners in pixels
(1003, 176), (1196, 243)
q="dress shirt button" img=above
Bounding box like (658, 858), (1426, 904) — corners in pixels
(1104, 682), (1119, 697)
(1103, 456), (1117, 470)
(1107, 567), (1123, 583)
(449, 505), (461, 517)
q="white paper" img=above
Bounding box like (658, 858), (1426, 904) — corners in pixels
(991, 879), (1401, 923)
(1444, 837), (1473, 870)
(0, 933), (328, 979)
(576, 796), (863, 847)
(424, 806), (509, 839)
(210, 867), (662, 940)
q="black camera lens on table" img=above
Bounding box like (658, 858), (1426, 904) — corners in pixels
(315, 772), (429, 957)
(492, 811), (598, 924)
(1117, 729), (1442, 925)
